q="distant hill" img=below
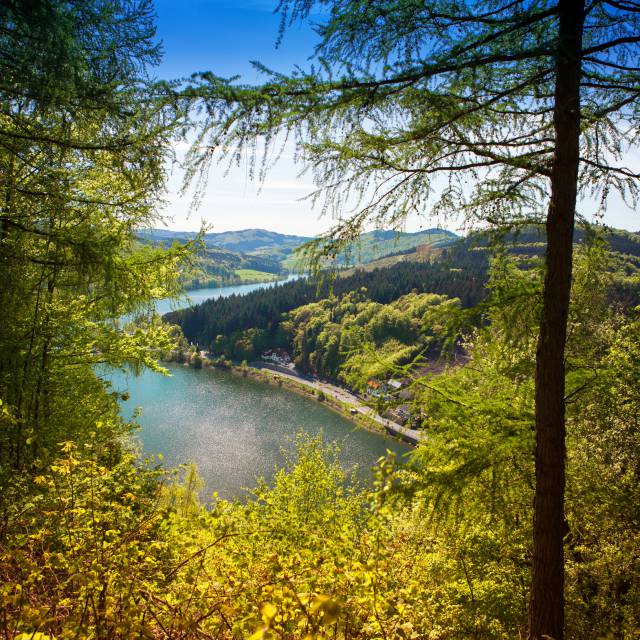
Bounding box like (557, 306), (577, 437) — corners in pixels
(137, 229), (295, 289)
(139, 228), (311, 258)
(338, 228), (458, 264)
(203, 229), (312, 257)
(139, 227), (460, 274)
(332, 228), (458, 273)
(281, 227), (459, 270)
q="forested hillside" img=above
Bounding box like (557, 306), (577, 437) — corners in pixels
(165, 250), (486, 355)
(168, 226), (640, 364)
(283, 290), (459, 386)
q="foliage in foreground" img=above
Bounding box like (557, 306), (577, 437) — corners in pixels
(1, 388), (637, 640)
(0, 432), (529, 640)
(0, 0), (193, 474)
(2, 244), (639, 639)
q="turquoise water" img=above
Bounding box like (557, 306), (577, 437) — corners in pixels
(156, 274), (299, 315)
(107, 364), (408, 500)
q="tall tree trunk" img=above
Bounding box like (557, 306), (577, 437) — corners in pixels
(529, 1), (584, 638)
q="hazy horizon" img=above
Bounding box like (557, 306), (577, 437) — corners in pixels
(155, 0), (639, 236)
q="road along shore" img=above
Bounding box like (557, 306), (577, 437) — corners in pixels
(244, 362), (423, 446)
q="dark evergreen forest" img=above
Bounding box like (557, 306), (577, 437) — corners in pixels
(165, 252), (486, 349)
(168, 227), (640, 353)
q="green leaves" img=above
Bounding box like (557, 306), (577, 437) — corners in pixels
(283, 289), (458, 388)
(0, 0), (194, 472)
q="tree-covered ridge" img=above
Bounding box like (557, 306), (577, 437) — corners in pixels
(282, 290), (459, 387)
(165, 252), (487, 357)
(167, 226), (640, 363)
(139, 228), (312, 255)
(205, 228), (312, 257)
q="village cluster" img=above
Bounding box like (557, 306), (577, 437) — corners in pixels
(365, 378), (420, 427)
(259, 348), (421, 428)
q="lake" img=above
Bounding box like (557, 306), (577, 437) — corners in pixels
(108, 364), (409, 500)
(156, 274), (300, 316)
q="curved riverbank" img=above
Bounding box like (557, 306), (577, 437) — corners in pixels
(232, 362), (423, 446)
(110, 363), (408, 499)
(156, 274), (300, 315)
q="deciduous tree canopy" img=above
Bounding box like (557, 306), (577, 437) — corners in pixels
(184, 2), (640, 635)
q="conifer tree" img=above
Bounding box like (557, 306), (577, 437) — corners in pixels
(184, 2), (640, 637)
(0, 0), (189, 467)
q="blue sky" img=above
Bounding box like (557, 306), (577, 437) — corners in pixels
(155, 0), (337, 235)
(154, 1), (639, 235)
(154, 0), (317, 80)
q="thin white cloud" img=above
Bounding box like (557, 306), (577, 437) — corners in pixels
(260, 179), (315, 191)
(171, 140), (191, 152)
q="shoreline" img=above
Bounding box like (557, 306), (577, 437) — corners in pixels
(164, 355), (424, 446)
(226, 362), (422, 446)
(183, 274), (286, 292)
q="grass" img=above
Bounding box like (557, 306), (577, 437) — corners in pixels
(234, 269), (282, 283)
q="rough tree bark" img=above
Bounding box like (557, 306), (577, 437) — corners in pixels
(529, 1), (585, 638)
